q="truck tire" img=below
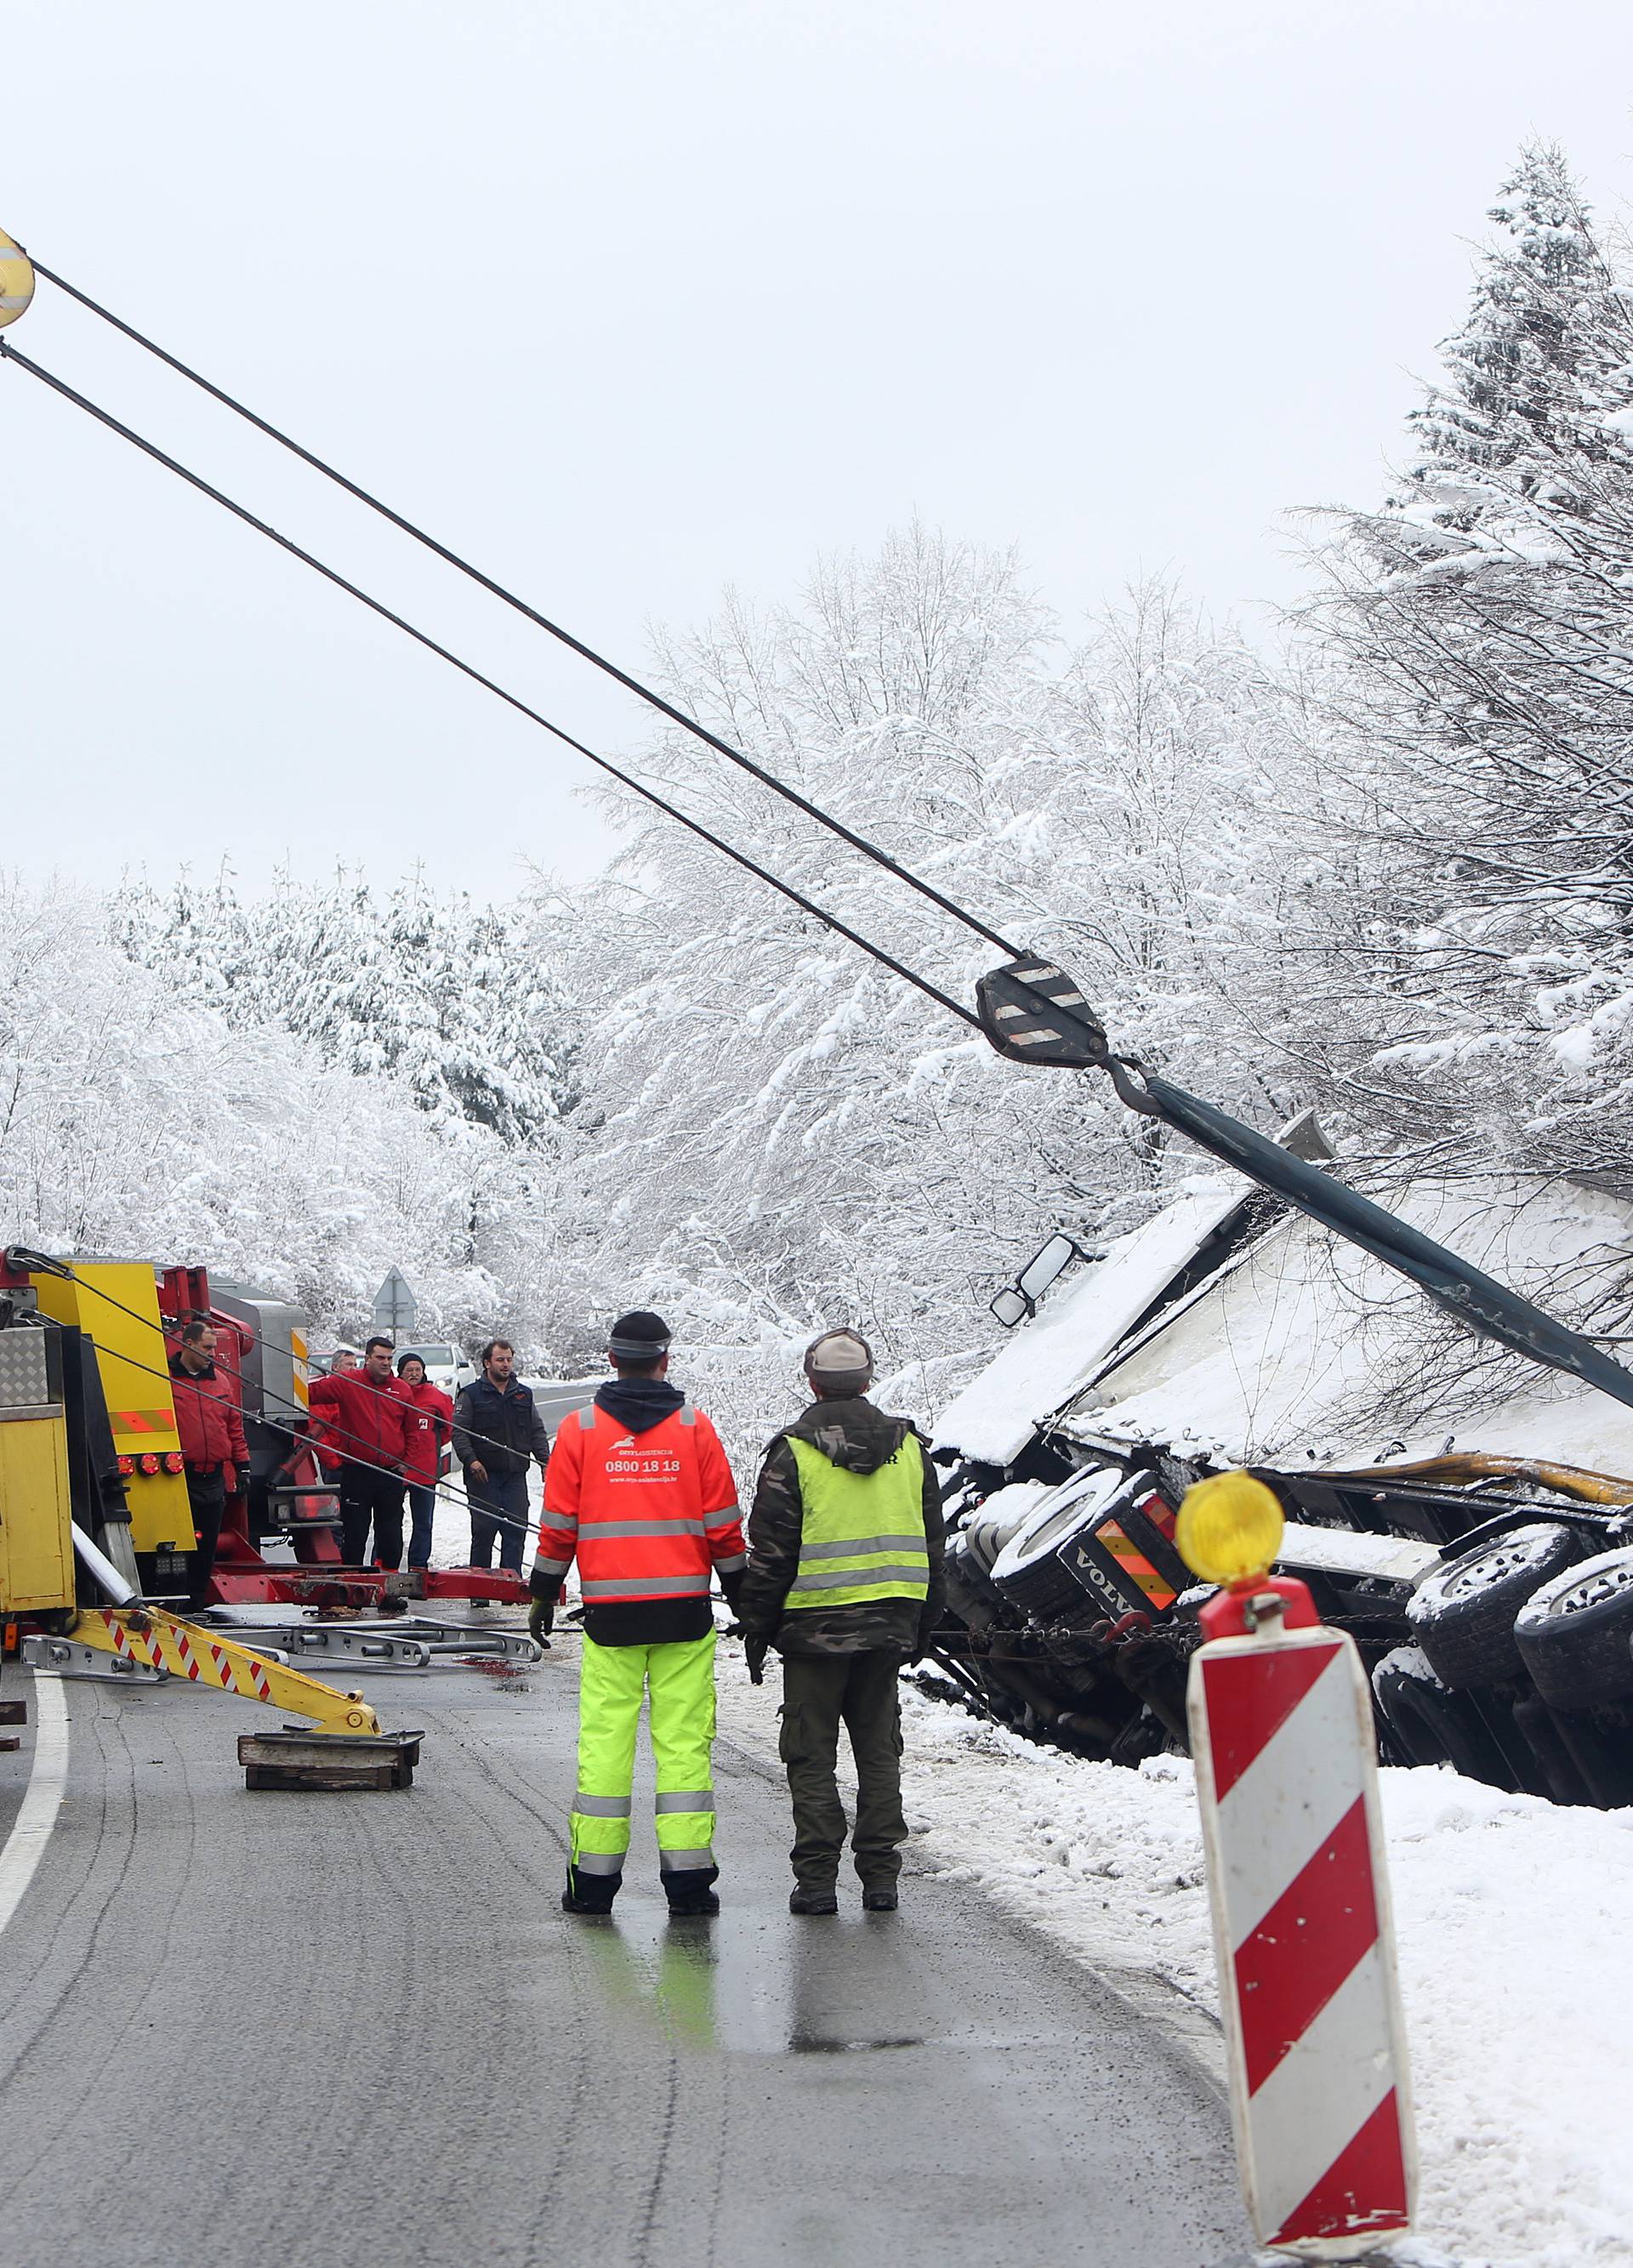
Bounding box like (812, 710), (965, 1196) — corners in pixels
(1515, 1547), (1633, 1709)
(991, 1468), (1127, 1623)
(963, 1482), (1051, 1574)
(1533, 1698), (1633, 1808)
(1371, 1647), (1518, 1789)
(1404, 1522), (1580, 1689)
(942, 1536), (1005, 1632)
(1510, 1696), (1591, 1807)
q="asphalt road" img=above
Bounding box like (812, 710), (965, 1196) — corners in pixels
(0, 1639), (1248, 2266)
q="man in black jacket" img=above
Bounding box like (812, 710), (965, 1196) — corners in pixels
(452, 1339), (550, 1572)
(739, 1329), (945, 1916)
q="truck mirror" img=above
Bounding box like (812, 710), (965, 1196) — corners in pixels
(1016, 1231), (1082, 1304)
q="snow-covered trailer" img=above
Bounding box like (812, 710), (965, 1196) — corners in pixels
(928, 1168), (1633, 1809)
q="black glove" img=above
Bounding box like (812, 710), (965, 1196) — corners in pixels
(719, 1564), (746, 1617)
(235, 1464), (253, 1498)
(743, 1634), (768, 1686)
(527, 1597), (554, 1647)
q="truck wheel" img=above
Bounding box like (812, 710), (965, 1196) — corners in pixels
(1371, 1647), (1518, 1789)
(1535, 1698), (1633, 1808)
(991, 1469), (1126, 1622)
(1405, 1522), (1581, 1689)
(1510, 1696), (1592, 1806)
(1515, 1547), (1633, 1709)
(942, 1536), (1005, 1632)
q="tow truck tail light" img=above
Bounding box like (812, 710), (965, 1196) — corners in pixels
(117, 1454), (134, 1477)
(139, 1452), (161, 1475)
(163, 1452), (185, 1474)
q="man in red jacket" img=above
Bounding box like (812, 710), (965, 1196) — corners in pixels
(308, 1334), (413, 1568)
(530, 1310), (745, 1918)
(392, 1350), (454, 1570)
(168, 1317), (250, 1611)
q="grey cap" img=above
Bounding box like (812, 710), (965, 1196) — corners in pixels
(804, 1328), (874, 1390)
(608, 1310), (672, 1362)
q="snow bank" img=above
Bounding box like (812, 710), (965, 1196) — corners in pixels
(716, 1663), (1633, 2265)
(895, 1696), (1633, 2268)
(933, 1175), (1247, 1465)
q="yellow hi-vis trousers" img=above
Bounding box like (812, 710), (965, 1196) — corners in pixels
(570, 1629), (719, 1887)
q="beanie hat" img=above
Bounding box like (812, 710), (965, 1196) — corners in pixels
(608, 1310), (672, 1362)
(803, 1327), (874, 1393)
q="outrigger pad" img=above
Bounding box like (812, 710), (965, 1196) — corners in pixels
(975, 958), (1108, 1068)
(236, 1727), (424, 1793)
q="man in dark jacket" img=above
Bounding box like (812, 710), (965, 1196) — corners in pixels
(739, 1328), (945, 1916)
(308, 1334), (412, 1567)
(168, 1316), (251, 1611)
(452, 1339), (549, 1572)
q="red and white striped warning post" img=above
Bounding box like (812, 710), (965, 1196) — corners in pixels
(1177, 1472), (1416, 2259)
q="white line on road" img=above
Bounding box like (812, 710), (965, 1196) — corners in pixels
(0, 1674), (69, 1941)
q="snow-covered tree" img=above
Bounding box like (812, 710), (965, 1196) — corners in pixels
(116, 868), (574, 1144)
(533, 531), (1318, 1447)
(2, 878), (553, 1351)
(1300, 142), (1633, 1187)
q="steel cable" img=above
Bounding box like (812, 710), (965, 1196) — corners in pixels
(0, 338), (980, 1033)
(13, 1250), (560, 1493)
(27, 1311), (538, 1543)
(26, 256), (1025, 962)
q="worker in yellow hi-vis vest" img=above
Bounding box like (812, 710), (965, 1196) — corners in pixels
(739, 1330), (945, 1916)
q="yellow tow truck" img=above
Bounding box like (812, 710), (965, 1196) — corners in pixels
(0, 1253), (422, 1789)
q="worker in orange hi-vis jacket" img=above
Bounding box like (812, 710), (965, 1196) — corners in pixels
(529, 1310), (745, 1918)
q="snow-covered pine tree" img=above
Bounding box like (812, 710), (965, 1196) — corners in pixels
(1302, 142), (1633, 1186)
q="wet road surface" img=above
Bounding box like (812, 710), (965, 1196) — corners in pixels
(0, 1637), (1248, 2265)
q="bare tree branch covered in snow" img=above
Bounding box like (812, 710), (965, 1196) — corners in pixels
(531, 529), (1338, 1444)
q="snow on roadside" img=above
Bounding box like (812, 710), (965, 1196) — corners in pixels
(716, 1660), (1633, 2267)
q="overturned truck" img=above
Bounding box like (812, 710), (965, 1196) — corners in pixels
(926, 1145), (1633, 1811)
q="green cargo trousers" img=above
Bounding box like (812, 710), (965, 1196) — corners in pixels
(778, 1649), (908, 1892)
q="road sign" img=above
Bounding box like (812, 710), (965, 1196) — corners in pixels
(1179, 1473), (1416, 2258)
(371, 1268), (418, 1344)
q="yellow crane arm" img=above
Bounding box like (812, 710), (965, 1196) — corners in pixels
(1320, 1452), (1633, 1506)
(66, 1605), (383, 1736)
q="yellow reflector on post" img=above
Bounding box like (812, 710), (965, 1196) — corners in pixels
(0, 230), (35, 329)
(1175, 1470), (1284, 1589)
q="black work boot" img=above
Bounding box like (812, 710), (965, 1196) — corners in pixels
(789, 1886), (839, 1915)
(861, 1888), (898, 1913)
(663, 1864), (720, 1917)
(562, 1867), (620, 1917)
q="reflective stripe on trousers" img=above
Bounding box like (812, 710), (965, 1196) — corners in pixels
(570, 1628), (719, 1878)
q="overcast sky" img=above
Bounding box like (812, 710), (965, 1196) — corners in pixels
(5, 0), (1633, 903)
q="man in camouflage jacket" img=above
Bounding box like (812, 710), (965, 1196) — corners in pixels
(739, 1329), (945, 1914)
